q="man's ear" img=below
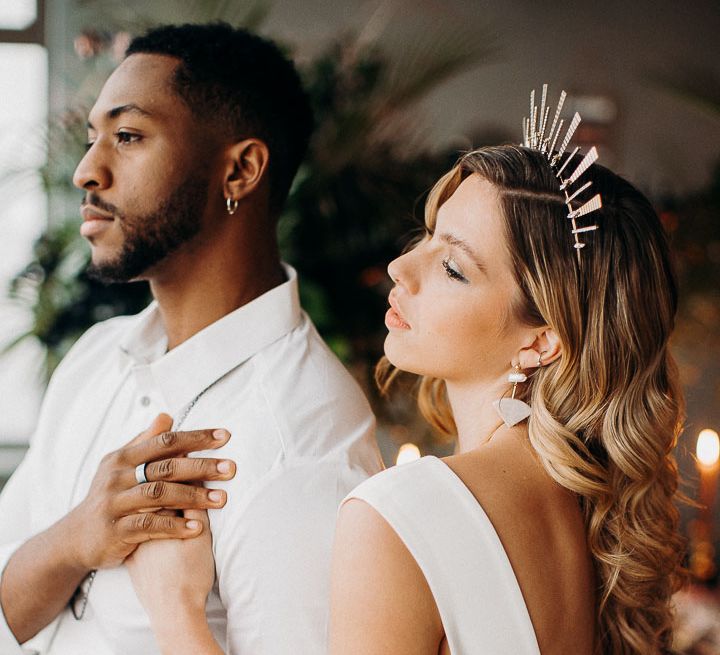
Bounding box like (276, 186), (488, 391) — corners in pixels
(516, 327), (562, 369)
(222, 138), (270, 204)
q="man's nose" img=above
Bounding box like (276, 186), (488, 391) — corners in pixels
(72, 143), (111, 191)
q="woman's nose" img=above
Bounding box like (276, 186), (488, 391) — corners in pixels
(387, 257), (400, 285)
(387, 250), (418, 294)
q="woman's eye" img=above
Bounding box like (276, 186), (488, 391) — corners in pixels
(442, 257), (468, 283)
(84, 141), (95, 151)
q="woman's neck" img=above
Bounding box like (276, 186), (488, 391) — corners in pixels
(445, 378), (509, 453)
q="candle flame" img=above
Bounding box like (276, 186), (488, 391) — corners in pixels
(697, 429), (720, 467)
(396, 443), (421, 466)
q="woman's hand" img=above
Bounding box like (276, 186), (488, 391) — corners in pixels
(126, 508), (222, 654)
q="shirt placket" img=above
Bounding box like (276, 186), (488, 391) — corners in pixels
(68, 364), (161, 509)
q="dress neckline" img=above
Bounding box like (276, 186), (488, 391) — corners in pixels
(421, 455), (541, 651)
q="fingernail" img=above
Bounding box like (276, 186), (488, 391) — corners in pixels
(213, 429), (229, 440)
(186, 520), (201, 530)
(208, 490), (224, 502)
(217, 460), (232, 473)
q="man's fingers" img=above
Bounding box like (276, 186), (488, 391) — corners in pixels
(117, 512), (204, 544)
(125, 413), (174, 448)
(121, 428), (231, 467)
(183, 508), (211, 534)
(116, 480), (228, 514)
(137, 457), (236, 486)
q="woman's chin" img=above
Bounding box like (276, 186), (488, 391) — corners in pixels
(383, 339), (426, 378)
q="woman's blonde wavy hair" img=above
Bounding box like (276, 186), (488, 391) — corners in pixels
(378, 145), (686, 654)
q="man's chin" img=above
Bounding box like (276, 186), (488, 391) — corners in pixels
(86, 258), (144, 285)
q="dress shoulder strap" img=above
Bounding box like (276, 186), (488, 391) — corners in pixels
(344, 456), (541, 655)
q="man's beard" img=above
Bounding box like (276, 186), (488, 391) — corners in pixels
(85, 173), (209, 284)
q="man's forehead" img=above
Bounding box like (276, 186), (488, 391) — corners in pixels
(89, 53), (183, 123)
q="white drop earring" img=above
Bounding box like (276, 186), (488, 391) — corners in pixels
(492, 364), (532, 428)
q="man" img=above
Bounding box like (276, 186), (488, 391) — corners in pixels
(0, 23), (381, 654)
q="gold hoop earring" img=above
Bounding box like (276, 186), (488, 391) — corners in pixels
(226, 197), (239, 215)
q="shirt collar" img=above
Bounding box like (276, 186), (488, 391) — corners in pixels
(118, 263), (302, 418)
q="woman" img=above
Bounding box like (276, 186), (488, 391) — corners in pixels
(127, 95), (686, 654)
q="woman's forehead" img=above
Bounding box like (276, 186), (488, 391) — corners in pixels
(437, 175), (501, 231)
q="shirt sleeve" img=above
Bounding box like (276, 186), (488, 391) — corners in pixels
(0, 443), (43, 654)
(212, 458), (370, 654)
(0, 320), (116, 655)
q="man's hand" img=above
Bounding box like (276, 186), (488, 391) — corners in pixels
(66, 414), (236, 570)
(0, 414), (236, 644)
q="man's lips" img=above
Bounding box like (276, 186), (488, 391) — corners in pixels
(80, 206), (114, 239)
(81, 206), (114, 222)
(386, 293), (411, 330)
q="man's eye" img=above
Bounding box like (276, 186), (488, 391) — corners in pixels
(442, 258), (468, 283)
(116, 131), (141, 144)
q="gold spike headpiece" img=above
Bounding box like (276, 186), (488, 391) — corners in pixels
(522, 84), (602, 260)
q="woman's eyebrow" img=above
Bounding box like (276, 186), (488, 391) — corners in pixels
(439, 232), (486, 272)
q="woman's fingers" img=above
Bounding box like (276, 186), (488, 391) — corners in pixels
(183, 508), (211, 532)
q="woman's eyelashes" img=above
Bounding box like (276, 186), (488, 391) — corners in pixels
(442, 257), (468, 283)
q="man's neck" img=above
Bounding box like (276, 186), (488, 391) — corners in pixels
(148, 235), (285, 351)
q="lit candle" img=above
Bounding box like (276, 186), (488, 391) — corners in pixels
(692, 429), (719, 580)
(697, 429), (720, 469)
(396, 443), (421, 466)
(697, 429), (720, 515)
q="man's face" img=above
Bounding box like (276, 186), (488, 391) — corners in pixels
(73, 54), (213, 283)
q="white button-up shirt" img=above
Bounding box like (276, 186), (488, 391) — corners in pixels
(0, 265), (382, 654)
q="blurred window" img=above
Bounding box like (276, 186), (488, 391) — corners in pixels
(0, 1), (37, 30)
(0, 0), (46, 450)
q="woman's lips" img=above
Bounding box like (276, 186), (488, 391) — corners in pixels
(386, 295), (411, 330)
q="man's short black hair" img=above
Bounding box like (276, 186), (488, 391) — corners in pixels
(127, 22), (313, 215)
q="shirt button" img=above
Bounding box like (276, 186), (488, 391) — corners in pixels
(140, 396), (151, 407)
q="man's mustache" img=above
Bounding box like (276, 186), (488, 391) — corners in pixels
(81, 193), (121, 217)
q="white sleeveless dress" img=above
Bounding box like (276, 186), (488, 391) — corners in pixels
(342, 455), (541, 655)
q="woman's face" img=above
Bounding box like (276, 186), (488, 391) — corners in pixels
(385, 174), (532, 385)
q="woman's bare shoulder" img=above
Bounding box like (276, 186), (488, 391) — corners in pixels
(328, 497), (444, 655)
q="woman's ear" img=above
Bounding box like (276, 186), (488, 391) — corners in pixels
(517, 328), (562, 369)
(223, 138), (270, 204)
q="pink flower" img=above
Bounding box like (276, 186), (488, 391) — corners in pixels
(73, 30), (110, 60)
(111, 32), (132, 63)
